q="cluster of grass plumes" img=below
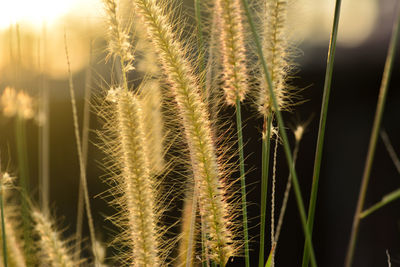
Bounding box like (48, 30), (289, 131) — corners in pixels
(2, 0), (400, 267)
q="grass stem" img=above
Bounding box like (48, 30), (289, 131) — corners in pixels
(15, 117), (33, 265)
(0, 175), (8, 267)
(235, 97), (249, 267)
(360, 188), (400, 219)
(75, 39), (93, 263)
(258, 114), (272, 267)
(344, 4), (400, 266)
(64, 31), (99, 265)
(302, 1), (342, 266)
(240, 0), (317, 266)
(380, 130), (400, 174)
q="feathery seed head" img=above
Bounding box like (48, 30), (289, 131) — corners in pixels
(129, 0), (238, 264)
(294, 125), (304, 142)
(1, 172), (14, 190)
(99, 86), (163, 266)
(103, 0), (134, 72)
(32, 209), (76, 267)
(215, 0), (249, 105)
(256, 0), (298, 117)
(139, 80), (166, 175)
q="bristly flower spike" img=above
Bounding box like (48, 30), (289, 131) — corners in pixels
(215, 0), (249, 105)
(128, 0), (238, 264)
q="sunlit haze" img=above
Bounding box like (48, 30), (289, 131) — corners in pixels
(0, 0), (100, 29)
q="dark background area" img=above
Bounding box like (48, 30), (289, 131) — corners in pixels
(0, 1), (400, 266)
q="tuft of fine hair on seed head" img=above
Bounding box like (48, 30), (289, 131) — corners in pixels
(254, 0), (300, 117)
(31, 209), (78, 267)
(214, 0), (249, 105)
(96, 86), (172, 266)
(128, 0), (240, 264)
(138, 80), (166, 175)
(0, 172), (27, 267)
(176, 183), (198, 267)
(103, 0), (135, 73)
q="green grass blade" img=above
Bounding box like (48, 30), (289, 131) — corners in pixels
(235, 98), (250, 267)
(239, 0), (317, 266)
(302, 1), (342, 266)
(264, 243), (275, 267)
(259, 114), (272, 267)
(0, 179), (8, 267)
(380, 130), (400, 174)
(360, 188), (400, 219)
(15, 118), (34, 265)
(345, 4), (400, 267)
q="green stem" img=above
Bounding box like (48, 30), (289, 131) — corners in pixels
(235, 97), (249, 267)
(0, 180), (8, 267)
(380, 130), (400, 174)
(360, 188), (400, 219)
(64, 32), (99, 265)
(345, 5), (400, 267)
(259, 114), (272, 267)
(15, 117), (33, 265)
(302, 1), (342, 266)
(240, 0), (317, 266)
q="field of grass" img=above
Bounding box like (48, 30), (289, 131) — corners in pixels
(0, 0), (399, 266)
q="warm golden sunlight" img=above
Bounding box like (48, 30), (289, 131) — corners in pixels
(0, 0), (83, 29)
(0, 1), (399, 266)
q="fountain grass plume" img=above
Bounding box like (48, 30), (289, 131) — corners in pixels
(128, 0), (240, 264)
(214, 0), (249, 105)
(256, 0), (298, 116)
(31, 209), (77, 267)
(103, 0), (134, 76)
(0, 172), (26, 267)
(97, 87), (168, 266)
(138, 80), (166, 175)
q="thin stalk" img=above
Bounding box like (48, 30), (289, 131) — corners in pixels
(240, 0), (317, 266)
(235, 97), (249, 267)
(360, 188), (400, 219)
(201, 226), (207, 267)
(39, 23), (50, 216)
(302, 1), (342, 266)
(259, 114), (272, 267)
(75, 39), (93, 262)
(185, 184), (198, 267)
(345, 4), (400, 266)
(0, 178), (8, 267)
(15, 118), (33, 264)
(380, 130), (400, 174)
(271, 135), (279, 250)
(275, 135), (302, 244)
(14, 23), (34, 266)
(64, 32), (99, 265)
